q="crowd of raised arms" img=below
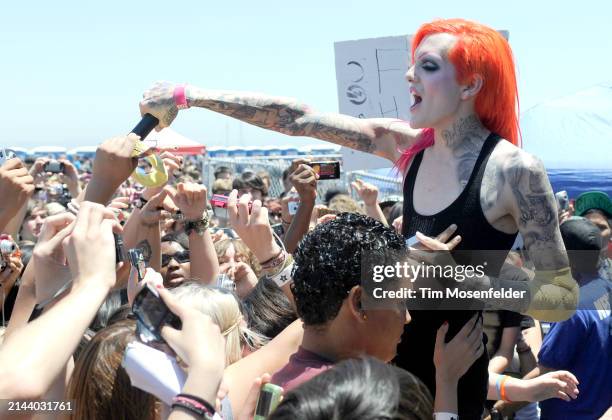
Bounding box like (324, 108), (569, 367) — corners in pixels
(1, 17), (611, 420)
(1, 137), (610, 419)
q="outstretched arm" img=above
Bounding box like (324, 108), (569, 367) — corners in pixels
(140, 82), (421, 162)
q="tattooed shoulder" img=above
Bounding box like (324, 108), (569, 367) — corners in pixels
(502, 149), (567, 268)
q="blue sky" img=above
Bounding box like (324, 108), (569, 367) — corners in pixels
(2, 0), (611, 149)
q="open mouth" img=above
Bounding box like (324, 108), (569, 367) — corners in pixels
(166, 271), (185, 284)
(410, 93), (423, 111)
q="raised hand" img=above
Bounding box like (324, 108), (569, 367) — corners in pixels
(140, 81), (180, 130)
(141, 151), (184, 198)
(170, 182), (208, 220)
(32, 213), (76, 305)
(86, 134), (147, 204)
(351, 178), (379, 207)
(289, 159), (317, 203)
(62, 201), (122, 291)
(140, 188), (176, 227)
(58, 159), (81, 196)
(0, 158), (35, 227)
(227, 189), (281, 263)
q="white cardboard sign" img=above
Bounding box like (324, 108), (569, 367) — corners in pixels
(334, 35), (412, 170)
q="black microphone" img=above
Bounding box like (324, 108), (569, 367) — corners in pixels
(131, 113), (159, 139)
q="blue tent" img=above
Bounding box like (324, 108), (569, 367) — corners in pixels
(521, 82), (612, 197)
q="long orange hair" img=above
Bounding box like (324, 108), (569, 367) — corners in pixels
(397, 18), (521, 173)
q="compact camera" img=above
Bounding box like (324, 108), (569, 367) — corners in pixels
(44, 160), (65, 174)
(132, 282), (182, 345)
(307, 161), (341, 180)
(0, 234), (18, 272)
(128, 248), (147, 281)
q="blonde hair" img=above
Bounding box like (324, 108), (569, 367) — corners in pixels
(214, 238), (262, 278)
(170, 282), (264, 365)
(328, 194), (364, 215)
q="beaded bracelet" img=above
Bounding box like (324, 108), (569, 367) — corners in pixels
(260, 249), (286, 270)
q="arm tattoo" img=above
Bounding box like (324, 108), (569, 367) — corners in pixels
(440, 115), (488, 186)
(458, 151), (573, 314)
(136, 239), (152, 264)
(188, 88), (377, 154)
(482, 161), (505, 211)
(505, 153), (568, 269)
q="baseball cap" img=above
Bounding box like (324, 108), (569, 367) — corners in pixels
(560, 216), (603, 251)
(574, 191), (612, 218)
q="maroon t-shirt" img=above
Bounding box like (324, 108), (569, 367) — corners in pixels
(271, 346), (334, 391)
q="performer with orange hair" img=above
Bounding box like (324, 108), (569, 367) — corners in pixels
(140, 19), (577, 418)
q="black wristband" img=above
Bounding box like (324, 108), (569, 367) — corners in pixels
(176, 393), (216, 415)
(171, 400), (206, 417)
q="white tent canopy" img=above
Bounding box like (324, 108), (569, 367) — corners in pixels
(143, 128), (204, 155)
(521, 82), (612, 169)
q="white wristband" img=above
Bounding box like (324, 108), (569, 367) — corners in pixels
(433, 413), (458, 420)
(270, 262), (293, 288)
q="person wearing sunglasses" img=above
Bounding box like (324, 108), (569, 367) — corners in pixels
(160, 237), (191, 288)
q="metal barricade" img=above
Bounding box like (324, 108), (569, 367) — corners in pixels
(202, 155), (403, 203)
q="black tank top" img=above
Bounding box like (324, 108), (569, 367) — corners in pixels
(395, 133), (518, 419)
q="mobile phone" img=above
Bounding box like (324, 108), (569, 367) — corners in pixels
(132, 283), (182, 344)
(44, 160), (65, 174)
(288, 201), (300, 215)
(555, 191), (569, 212)
(271, 223), (285, 237)
(211, 226), (237, 239)
(211, 194), (252, 219)
(254, 383), (283, 419)
(114, 233), (125, 263)
(215, 273), (236, 291)
(405, 235), (419, 248)
(307, 161), (340, 180)
(128, 248), (147, 281)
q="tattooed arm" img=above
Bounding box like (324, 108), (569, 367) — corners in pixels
(463, 152), (578, 321)
(139, 81), (421, 161)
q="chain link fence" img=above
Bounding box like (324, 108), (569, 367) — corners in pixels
(202, 156), (403, 203)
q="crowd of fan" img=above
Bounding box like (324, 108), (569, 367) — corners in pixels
(0, 136), (610, 419)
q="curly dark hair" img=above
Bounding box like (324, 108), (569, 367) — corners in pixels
(291, 213), (405, 326)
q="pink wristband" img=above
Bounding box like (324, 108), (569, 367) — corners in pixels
(174, 84), (189, 110)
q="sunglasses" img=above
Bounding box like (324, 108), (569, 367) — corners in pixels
(161, 250), (190, 267)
